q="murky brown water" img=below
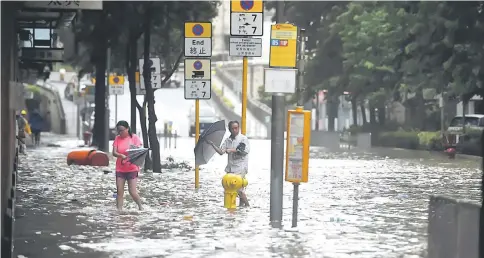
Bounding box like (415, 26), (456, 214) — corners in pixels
(16, 137), (481, 258)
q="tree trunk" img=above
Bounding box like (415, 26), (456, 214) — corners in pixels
(143, 3), (161, 173)
(315, 93), (319, 130)
(378, 105), (386, 125)
(127, 32), (138, 134)
(139, 99), (152, 170)
(414, 89), (425, 130)
(92, 38), (108, 150)
(360, 102), (367, 124)
(351, 96), (358, 125)
(327, 95), (339, 131)
(369, 104), (376, 125)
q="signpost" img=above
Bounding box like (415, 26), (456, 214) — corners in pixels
(285, 107), (311, 227)
(108, 75), (125, 123)
(139, 57), (162, 89)
(229, 0), (264, 137)
(135, 71), (146, 95)
(20, 48), (64, 62)
(184, 21), (213, 189)
(24, 1), (103, 10)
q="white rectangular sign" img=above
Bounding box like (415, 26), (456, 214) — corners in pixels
(24, 1), (103, 10)
(264, 68), (297, 94)
(184, 80), (211, 100)
(184, 38), (212, 57)
(109, 85), (124, 95)
(139, 57), (162, 89)
(21, 48), (64, 62)
(230, 12), (263, 36)
(229, 37), (262, 57)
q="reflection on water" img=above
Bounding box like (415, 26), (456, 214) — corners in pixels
(16, 138), (480, 258)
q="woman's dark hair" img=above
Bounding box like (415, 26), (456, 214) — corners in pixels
(116, 120), (132, 137)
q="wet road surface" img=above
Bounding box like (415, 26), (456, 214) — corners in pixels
(14, 135), (481, 258)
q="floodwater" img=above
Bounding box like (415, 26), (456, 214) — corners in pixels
(15, 136), (481, 258)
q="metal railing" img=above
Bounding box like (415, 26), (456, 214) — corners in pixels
(35, 80), (67, 134)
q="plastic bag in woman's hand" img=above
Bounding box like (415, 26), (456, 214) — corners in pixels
(128, 144), (139, 150)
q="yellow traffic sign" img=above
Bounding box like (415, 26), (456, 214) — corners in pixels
(109, 75), (125, 86)
(269, 24), (298, 68)
(231, 0), (264, 13)
(184, 22), (212, 38)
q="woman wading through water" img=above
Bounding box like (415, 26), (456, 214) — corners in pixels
(112, 120), (143, 211)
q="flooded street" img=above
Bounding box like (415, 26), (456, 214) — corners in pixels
(14, 135), (481, 258)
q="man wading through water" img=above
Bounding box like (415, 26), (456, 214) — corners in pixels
(208, 120), (250, 207)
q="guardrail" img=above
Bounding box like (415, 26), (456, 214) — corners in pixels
(177, 59), (268, 71)
(35, 80), (67, 134)
(210, 88), (241, 123)
(214, 67), (272, 131)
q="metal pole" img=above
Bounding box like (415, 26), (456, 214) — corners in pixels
(270, 0), (286, 228)
(292, 183), (299, 227)
(195, 99), (200, 189)
(105, 47), (111, 151)
(290, 28), (306, 229)
(297, 28), (306, 107)
(115, 94), (118, 124)
(76, 75), (80, 139)
(242, 56), (248, 135)
(440, 93), (445, 136)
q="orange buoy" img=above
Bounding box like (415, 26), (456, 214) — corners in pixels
(67, 149), (109, 166)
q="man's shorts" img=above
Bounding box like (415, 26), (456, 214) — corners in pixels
(115, 171), (139, 180)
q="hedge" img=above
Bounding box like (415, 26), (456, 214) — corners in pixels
(212, 85), (234, 110)
(373, 129), (482, 155)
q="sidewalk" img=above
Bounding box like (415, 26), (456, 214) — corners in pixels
(14, 134), (107, 258)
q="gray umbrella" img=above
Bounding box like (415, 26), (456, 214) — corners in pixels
(194, 120), (226, 166)
(123, 147), (150, 167)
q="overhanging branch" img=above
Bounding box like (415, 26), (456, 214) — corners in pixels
(162, 50), (183, 84)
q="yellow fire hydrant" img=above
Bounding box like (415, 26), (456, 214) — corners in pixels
(221, 173), (248, 209)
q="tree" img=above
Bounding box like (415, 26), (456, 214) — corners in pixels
(68, 1), (218, 162)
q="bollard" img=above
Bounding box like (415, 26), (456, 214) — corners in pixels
(168, 130), (172, 148)
(163, 122), (168, 149)
(168, 121), (173, 148)
(221, 173), (248, 209)
(174, 130), (177, 149)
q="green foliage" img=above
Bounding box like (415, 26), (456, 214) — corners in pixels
(277, 1), (484, 130)
(25, 84), (41, 94)
(70, 1), (219, 73)
(417, 131), (442, 150)
(376, 130), (420, 149)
